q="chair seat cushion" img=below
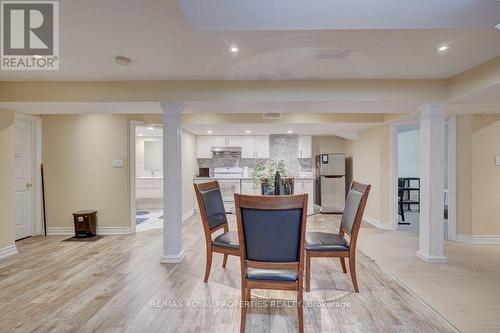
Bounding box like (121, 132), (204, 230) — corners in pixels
(212, 231), (239, 249)
(305, 232), (349, 251)
(247, 268), (298, 282)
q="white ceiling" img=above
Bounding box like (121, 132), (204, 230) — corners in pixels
(0, 0), (499, 81)
(179, 0), (500, 30)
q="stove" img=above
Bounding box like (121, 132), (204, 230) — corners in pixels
(212, 167), (243, 179)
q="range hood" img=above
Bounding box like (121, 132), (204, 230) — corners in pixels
(211, 146), (242, 157)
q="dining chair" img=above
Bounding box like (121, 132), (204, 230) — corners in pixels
(194, 181), (240, 283)
(305, 181), (370, 293)
(234, 193), (308, 333)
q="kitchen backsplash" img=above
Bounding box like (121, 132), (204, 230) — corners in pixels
(197, 134), (313, 176)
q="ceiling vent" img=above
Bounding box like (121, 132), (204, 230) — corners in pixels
(315, 49), (354, 60)
(263, 113), (282, 120)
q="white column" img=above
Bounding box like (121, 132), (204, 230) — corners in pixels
(417, 102), (447, 263)
(160, 102), (184, 263)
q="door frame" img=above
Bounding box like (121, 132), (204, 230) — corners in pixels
(389, 117), (457, 240)
(129, 120), (144, 234)
(14, 113), (43, 237)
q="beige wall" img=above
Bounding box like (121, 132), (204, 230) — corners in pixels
(345, 124), (393, 228)
(181, 131), (198, 216)
(471, 117), (500, 235)
(42, 114), (197, 231)
(42, 114), (130, 229)
(312, 135), (346, 157)
(456, 114), (500, 236)
(0, 110), (16, 249)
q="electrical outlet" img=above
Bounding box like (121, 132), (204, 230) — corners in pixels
(113, 160), (124, 168)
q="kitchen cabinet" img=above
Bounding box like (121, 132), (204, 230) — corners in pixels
(294, 179), (314, 209)
(297, 135), (312, 158)
(241, 136), (256, 158)
(254, 136), (270, 158)
(196, 135), (243, 158)
(241, 179), (260, 195)
(241, 135), (269, 159)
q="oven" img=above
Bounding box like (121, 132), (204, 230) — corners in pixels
(218, 179), (241, 202)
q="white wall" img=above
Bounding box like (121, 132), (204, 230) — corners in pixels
(397, 128), (420, 178)
(136, 136), (163, 178)
(181, 131), (198, 216)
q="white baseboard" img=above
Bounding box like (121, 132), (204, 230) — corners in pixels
(0, 245), (18, 260)
(363, 216), (393, 230)
(160, 250), (185, 264)
(456, 234), (500, 244)
(182, 208), (195, 223)
(416, 250), (447, 263)
(47, 226), (132, 236)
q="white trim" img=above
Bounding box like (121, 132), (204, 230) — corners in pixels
(160, 250), (185, 264)
(447, 116), (457, 241)
(456, 234), (500, 244)
(47, 226), (132, 236)
(129, 120), (144, 234)
(0, 245), (18, 260)
(416, 250), (447, 263)
(14, 113), (43, 237)
(389, 123), (399, 231)
(363, 216), (393, 230)
(182, 208), (194, 223)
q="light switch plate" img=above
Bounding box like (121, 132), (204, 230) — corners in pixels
(113, 159), (124, 168)
(496, 156), (500, 166)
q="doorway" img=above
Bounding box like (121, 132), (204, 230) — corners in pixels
(133, 124), (164, 232)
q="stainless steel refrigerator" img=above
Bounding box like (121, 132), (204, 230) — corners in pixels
(315, 154), (346, 213)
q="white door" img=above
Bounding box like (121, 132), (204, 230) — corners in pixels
(15, 120), (34, 240)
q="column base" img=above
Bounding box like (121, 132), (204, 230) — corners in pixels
(160, 250), (185, 264)
(416, 250), (447, 263)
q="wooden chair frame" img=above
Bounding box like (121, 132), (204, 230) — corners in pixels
(235, 193), (308, 333)
(305, 181), (371, 293)
(194, 181), (240, 283)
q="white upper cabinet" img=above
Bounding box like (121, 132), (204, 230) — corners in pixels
(226, 136), (242, 147)
(254, 135), (270, 158)
(297, 135), (312, 158)
(241, 135), (269, 158)
(197, 136), (214, 158)
(241, 136), (256, 158)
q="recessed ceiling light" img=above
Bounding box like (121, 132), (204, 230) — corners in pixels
(148, 126), (154, 130)
(245, 130), (251, 134)
(115, 55), (131, 65)
(287, 130), (293, 134)
(436, 44), (450, 53)
(138, 134), (143, 137)
(207, 130), (213, 134)
(230, 46), (239, 53)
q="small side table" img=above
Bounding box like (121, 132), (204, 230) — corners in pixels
(73, 210), (97, 237)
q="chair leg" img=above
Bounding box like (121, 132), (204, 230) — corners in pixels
(348, 255), (359, 293)
(339, 257), (347, 273)
(297, 287), (304, 333)
(222, 253), (228, 268)
(240, 287), (248, 333)
(305, 252), (311, 292)
(204, 248), (213, 283)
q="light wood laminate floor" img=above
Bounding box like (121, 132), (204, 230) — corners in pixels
(0, 214), (455, 333)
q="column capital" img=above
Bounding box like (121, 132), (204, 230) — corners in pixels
(418, 101), (447, 119)
(160, 102), (184, 115)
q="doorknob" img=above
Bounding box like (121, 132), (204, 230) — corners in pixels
(26, 182), (33, 188)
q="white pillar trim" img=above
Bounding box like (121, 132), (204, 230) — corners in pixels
(417, 102), (447, 263)
(161, 102), (184, 264)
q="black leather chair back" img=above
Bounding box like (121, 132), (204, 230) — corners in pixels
(199, 187), (228, 230)
(340, 188), (364, 235)
(241, 207), (303, 262)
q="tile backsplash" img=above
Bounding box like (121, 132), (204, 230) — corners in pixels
(197, 134), (312, 176)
